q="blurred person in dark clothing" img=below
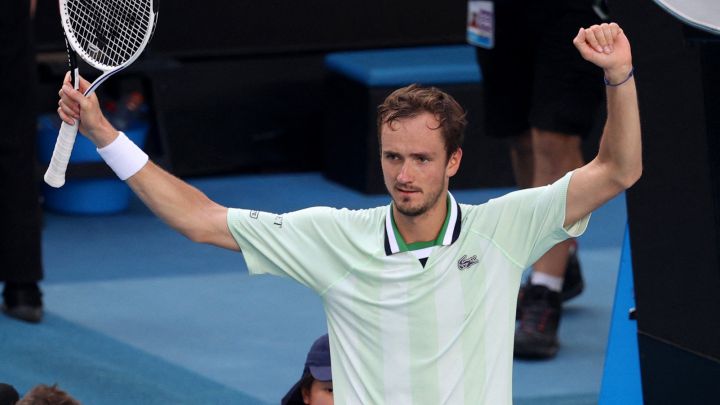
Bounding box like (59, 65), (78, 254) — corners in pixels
(0, 0), (44, 323)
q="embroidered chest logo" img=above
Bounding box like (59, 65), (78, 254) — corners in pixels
(457, 255), (479, 270)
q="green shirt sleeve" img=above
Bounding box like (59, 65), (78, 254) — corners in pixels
(471, 170), (590, 268)
(226, 206), (353, 294)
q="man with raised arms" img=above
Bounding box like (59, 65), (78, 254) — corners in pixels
(57, 23), (640, 404)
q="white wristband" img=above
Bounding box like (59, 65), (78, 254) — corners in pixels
(96, 131), (149, 180)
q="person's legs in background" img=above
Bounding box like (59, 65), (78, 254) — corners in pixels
(1, 0), (44, 323)
(513, 129), (585, 359)
(529, 130), (584, 298)
(475, 0), (602, 358)
(513, 0), (605, 359)
(508, 131), (533, 189)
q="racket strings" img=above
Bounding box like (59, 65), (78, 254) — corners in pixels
(66, 0), (152, 68)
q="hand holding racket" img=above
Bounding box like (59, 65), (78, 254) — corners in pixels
(58, 73), (114, 144)
(46, 0), (159, 188)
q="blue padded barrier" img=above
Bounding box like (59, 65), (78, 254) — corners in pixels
(324, 45), (482, 86)
(599, 225), (644, 404)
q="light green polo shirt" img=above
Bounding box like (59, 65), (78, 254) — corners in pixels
(227, 171), (589, 405)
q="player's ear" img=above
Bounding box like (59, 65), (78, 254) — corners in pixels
(446, 148), (462, 177)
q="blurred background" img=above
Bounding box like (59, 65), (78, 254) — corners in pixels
(2, 0), (718, 403)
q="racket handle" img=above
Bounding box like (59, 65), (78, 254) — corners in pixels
(44, 121), (79, 188)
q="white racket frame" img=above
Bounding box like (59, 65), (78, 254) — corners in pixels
(44, 0), (158, 188)
(653, 0), (720, 35)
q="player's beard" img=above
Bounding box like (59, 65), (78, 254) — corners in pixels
(392, 181), (446, 217)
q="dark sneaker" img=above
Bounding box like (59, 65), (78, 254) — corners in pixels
(2, 282), (43, 323)
(514, 284), (561, 359)
(516, 242), (584, 318)
(561, 244), (584, 302)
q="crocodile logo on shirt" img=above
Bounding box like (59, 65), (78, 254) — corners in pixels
(457, 255), (479, 270)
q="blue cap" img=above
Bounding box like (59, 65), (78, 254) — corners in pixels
(305, 333), (332, 381)
(281, 334), (332, 405)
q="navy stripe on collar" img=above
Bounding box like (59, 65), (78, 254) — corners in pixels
(384, 192), (462, 256)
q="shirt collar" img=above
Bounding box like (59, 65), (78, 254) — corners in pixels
(384, 192), (462, 256)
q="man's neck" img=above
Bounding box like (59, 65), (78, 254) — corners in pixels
(392, 193), (449, 245)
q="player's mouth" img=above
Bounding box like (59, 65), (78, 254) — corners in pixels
(395, 186), (421, 196)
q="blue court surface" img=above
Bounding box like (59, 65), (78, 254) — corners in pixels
(0, 172), (630, 404)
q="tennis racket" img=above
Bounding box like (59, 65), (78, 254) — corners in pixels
(45, 0), (159, 188)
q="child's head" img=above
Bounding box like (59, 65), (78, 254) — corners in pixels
(282, 334), (332, 405)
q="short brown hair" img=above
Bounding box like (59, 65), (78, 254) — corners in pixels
(17, 384), (81, 405)
(377, 84), (467, 159)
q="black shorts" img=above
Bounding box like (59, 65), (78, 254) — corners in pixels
(475, 0), (604, 138)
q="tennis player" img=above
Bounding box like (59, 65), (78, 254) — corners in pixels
(57, 23), (639, 404)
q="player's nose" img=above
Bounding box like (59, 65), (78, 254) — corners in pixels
(396, 161), (413, 183)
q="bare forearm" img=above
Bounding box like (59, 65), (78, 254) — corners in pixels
(57, 75), (237, 250)
(597, 67), (642, 188)
(126, 162), (238, 250)
(564, 24), (642, 226)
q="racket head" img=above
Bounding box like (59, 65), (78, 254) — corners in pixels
(59, 0), (159, 73)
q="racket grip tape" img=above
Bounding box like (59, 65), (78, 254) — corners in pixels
(43, 121), (79, 188)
